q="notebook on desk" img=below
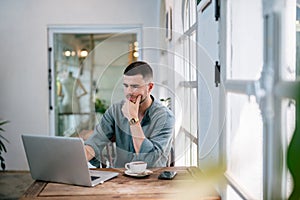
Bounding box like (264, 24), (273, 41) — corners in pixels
(21, 134), (119, 187)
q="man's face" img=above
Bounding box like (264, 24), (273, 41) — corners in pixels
(123, 74), (152, 104)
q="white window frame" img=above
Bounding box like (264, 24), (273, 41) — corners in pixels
(219, 0), (299, 199)
(174, 0), (198, 166)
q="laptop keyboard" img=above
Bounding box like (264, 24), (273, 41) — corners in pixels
(91, 176), (101, 181)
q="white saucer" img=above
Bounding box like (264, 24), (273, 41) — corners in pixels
(124, 169), (153, 177)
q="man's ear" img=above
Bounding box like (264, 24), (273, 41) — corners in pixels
(148, 82), (154, 92)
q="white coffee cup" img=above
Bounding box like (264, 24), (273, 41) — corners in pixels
(125, 161), (147, 173)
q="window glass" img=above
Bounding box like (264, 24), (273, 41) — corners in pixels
(284, 3), (299, 81)
(53, 33), (137, 136)
(175, 0), (197, 166)
(190, 32), (197, 81)
(184, 1), (190, 32)
(228, 0), (263, 80)
(227, 93), (263, 199)
(177, 33), (198, 166)
(183, 0), (197, 32)
(190, 0), (197, 26)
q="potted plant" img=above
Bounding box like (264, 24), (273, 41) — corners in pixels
(95, 98), (109, 114)
(0, 120), (9, 170)
(94, 98), (109, 131)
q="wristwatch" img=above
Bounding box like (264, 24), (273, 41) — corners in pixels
(129, 117), (139, 126)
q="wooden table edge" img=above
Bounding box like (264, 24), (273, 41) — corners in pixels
(21, 181), (47, 199)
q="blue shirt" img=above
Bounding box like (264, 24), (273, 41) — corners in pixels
(85, 96), (175, 168)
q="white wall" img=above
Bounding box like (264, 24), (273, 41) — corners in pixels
(0, 0), (161, 170)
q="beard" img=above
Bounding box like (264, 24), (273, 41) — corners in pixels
(126, 94), (147, 104)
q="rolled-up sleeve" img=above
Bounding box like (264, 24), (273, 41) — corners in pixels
(84, 108), (114, 160)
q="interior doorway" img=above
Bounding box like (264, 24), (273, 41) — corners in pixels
(48, 26), (142, 137)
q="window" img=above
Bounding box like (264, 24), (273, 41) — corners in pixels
(222, 0), (299, 199)
(173, 0), (198, 166)
(224, 1), (264, 199)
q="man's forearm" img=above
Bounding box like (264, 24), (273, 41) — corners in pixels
(130, 123), (145, 154)
(84, 145), (95, 161)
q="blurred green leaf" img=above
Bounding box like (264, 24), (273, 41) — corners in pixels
(0, 135), (9, 143)
(0, 140), (7, 153)
(1, 160), (5, 171)
(0, 120), (9, 126)
(0, 120), (9, 170)
(95, 98), (109, 114)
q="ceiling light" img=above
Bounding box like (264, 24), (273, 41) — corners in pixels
(79, 49), (88, 58)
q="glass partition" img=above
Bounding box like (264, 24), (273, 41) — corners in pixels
(52, 32), (138, 136)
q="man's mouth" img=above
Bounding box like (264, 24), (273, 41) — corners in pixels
(129, 98), (136, 103)
(127, 95), (136, 103)
(126, 95), (146, 104)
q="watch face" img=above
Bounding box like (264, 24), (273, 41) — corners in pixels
(129, 118), (139, 125)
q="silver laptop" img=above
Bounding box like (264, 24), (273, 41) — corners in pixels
(22, 134), (119, 187)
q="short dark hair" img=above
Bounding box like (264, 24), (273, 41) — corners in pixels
(123, 61), (153, 81)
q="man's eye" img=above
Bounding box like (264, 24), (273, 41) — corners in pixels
(123, 84), (128, 88)
(132, 85), (139, 89)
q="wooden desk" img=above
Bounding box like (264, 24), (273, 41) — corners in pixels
(21, 166), (220, 200)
